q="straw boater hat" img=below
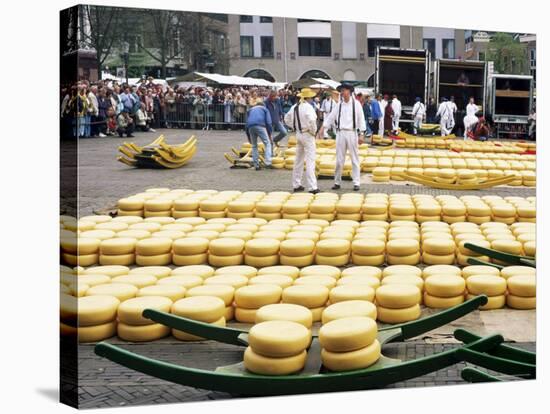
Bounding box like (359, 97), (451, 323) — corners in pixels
(297, 87), (317, 99)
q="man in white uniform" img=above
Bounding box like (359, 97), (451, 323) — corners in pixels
(391, 94), (402, 134)
(448, 96), (457, 132)
(320, 92), (336, 138)
(379, 94), (388, 136)
(463, 97), (479, 139)
(411, 97), (425, 135)
(436, 97), (453, 136)
(284, 88), (320, 194)
(317, 82), (366, 191)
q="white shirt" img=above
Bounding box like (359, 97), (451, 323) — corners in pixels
(466, 103), (478, 117)
(323, 96), (366, 132)
(437, 102), (451, 119)
(284, 101), (318, 134)
(391, 99), (402, 117)
(380, 99), (388, 115)
(321, 98), (335, 114)
(448, 101), (457, 113)
(412, 102), (425, 118)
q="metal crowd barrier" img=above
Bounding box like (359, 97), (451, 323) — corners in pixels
(158, 103), (251, 130)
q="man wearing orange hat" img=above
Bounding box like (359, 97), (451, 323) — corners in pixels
(284, 88), (320, 193)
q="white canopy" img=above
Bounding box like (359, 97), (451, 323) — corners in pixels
(194, 72), (281, 88)
(312, 77), (341, 89)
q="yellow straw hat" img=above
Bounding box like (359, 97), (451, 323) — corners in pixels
(297, 88), (317, 99)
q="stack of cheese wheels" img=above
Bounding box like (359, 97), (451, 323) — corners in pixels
(490, 239), (523, 265)
(199, 198), (228, 220)
(441, 200), (467, 224)
(372, 167), (390, 182)
(521, 170), (536, 187)
(99, 237), (137, 266)
(171, 296), (226, 340)
(117, 197), (145, 216)
(516, 204), (536, 223)
(336, 197), (362, 221)
(329, 267), (378, 303)
(386, 237), (420, 265)
(389, 198), (416, 221)
(466, 274), (507, 310)
(61, 235), (100, 267)
(208, 237), (245, 267)
(362, 197), (388, 221)
(466, 202), (492, 224)
(506, 274), (536, 309)
(144, 198), (173, 218)
(322, 300), (377, 324)
(244, 320), (310, 375)
(491, 203), (517, 225)
(244, 238), (280, 268)
(456, 238), (491, 266)
(423, 274), (466, 308)
(456, 169), (478, 185)
(172, 237), (209, 265)
(172, 196), (201, 218)
(117, 296), (172, 341)
(254, 303), (313, 333)
(280, 238), (315, 267)
(319, 316), (381, 371)
(415, 198), (442, 223)
(315, 238), (350, 266)
(375, 284), (422, 323)
(135, 237), (172, 266)
(309, 197), (336, 221)
(63, 294), (120, 342)
(282, 199), (310, 221)
(186, 284), (236, 321)
(255, 200), (283, 221)
(422, 264), (462, 280)
(234, 284), (283, 323)
(422, 236), (456, 265)
(282, 284), (329, 322)
(436, 168), (456, 184)
(227, 199), (255, 219)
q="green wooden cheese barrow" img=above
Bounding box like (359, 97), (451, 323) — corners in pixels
(464, 243), (536, 268)
(94, 295), (532, 395)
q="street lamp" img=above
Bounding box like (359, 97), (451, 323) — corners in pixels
(121, 40), (130, 85)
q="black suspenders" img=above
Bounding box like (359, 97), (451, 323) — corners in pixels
(293, 103), (302, 133)
(336, 98), (356, 131)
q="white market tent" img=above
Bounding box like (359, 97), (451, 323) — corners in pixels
(312, 77), (341, 89)
(193, 72), (284, 88)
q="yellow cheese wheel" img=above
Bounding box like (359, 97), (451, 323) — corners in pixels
(78, 320), (117, 343)
(466, 275), (507, 296)
(375, 284), (421, 309)
(351, 239), (386, 256)
(117, 322), (170, 341)
(117, 296), (173, 325)
(225, 306), (234, 321)
(80, 230), (116, 241)
(61, 237), (100, 255)
(129, 266), (172, 279)
(500, 266), (536, 280)
(235, 307), (258, 323)
(315, 253), (350, 267)
(422, 238), (456, 255)
(244, 239), (281, 256)
(422, 252), (455, 265)
(336, 275), (380, 289)
(172, 265), (215, 278)
(294, 275), (337, 289)
(95, 222), (129, 233)
(319, 316), (377, 352)
(491, 240), (523, 255)
(171, 296), (225, 322)
(381, 275), (424, 291)
(280, 254), (315, 267)
(68, 282), (88, 297)
(282, 285), (329, 308)
(341, 267), (382, 279)
(377, 304), (421, 323)
(135, 238), (172, 256)
(172, 253), (208, 266)
(422, 265), (462, 279)
(234, 284), (283, 309)
(424, 274), (465, 297)
(462, 265), (500, 278)
(310, 306), (324, 322)
(208, 238), (245, 256)
(255, 303), (313, 328)
(116, 229), (150, 240)
(466, 294), (506, 310)
(82, 265), (129, 277)
(351, 253), (385, 266)
(258, 266), (300, 279)
(315, 239), (351, 256)
(75, 274), (111, 287)
(208, 254), (244, 267)
(322, 300), (377, 324)
(506, 294), (536, 310)
(172, 317), (226, 341)
(62, 252), (99, 267)
(99, 253), (135, 266)
(249, 274), (293, 289)
(172, 238), (209, 255)
(214, 265), (258, 279)
(157, 275), (203, 289)
(186, 284), (235, 306)
(86, 283), (137, 302)
(244, 346), (306, 375)
(136, 253), (172, 266)
(248, 320), (311, 357)
(300, 265), (341, 279)
(204, 274), (248, 289)
(111, 274), (157, 288)
(329, 285), (375, 303)
(507, 275), (536, 297)
(138, 285), (186, 302)
(423, 293), (464, 308)
(76, 295), (120, 326)
(321, 339), (381, 371)
(387, 252), (420, 265)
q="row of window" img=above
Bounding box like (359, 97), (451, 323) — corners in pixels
(422, 38), (456, 59)
(240, 37), (402, 58)
(240, 15), (272, 23)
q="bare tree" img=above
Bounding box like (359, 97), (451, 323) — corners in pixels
(79, 5), (121, 74)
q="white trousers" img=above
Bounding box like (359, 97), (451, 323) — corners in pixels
(463, 115), (478, 139)
(392, 115), (400, 132)
(413, 115), (423, 133)
(292, 132), (318, 190)
(440, 116), (452, 136)
(334, 130), (361, 186)
(378, 118), (384, 136)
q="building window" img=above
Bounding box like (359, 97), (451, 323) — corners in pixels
(367, 38), (400, 57)
(530, 48), (536, 67)
(261, 36), (274, 58)
(128, 35), (142, 54)
(442, 39), (455, 58)
(244, 69), (275, 82)
(297, 19), (330, 23)
(423, 38), (436, 58)
(299, 69), (331, 80)
(299, 38), (331, 57)
(240, 15), (253, 23)
(240, 36), (254, 57)
(478, 51), (486, 61)
(260, 16), (273, 23)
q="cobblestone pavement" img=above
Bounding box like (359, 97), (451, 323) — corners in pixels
(71, 128), (536, 217)
(78, 338), (535, 408)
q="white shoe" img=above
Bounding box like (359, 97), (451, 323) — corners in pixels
(99, 133), (106, 137)
(149, 128), (156, 132)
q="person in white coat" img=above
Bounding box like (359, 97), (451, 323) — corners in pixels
(284, 88), (320, 194)
(320, 93), (337, 138)
(463, 97), (479, 139)
(317, 82), (366, 191)
(448, 96), (457, 132)
(391, 94), (402, 134)
(379, 94), (388, 136)
(411, 97), (425, 135)
(436, 97), (453, 136)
